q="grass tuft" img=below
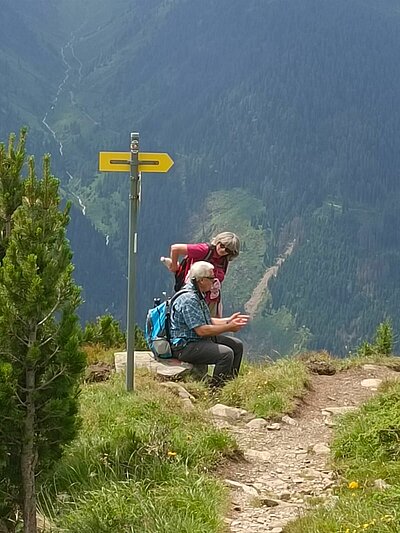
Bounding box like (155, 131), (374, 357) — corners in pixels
(38, 371), (236, 532)
(218, 358), (310, 418)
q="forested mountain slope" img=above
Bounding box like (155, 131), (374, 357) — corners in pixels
(2, 0), (400, 354)
(0, 1), (126, 322)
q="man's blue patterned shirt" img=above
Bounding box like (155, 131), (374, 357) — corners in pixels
(170, 282), (211, 346)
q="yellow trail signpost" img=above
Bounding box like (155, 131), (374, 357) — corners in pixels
(99, 151), (174, 173)
(99, 134), (174, 391)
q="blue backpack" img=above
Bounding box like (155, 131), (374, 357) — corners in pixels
(145, 290), (188, 359)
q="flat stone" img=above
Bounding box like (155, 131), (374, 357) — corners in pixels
(180, 398), (195, 410)
(160, 382), (195, 400)
(244, 449), (272, 462)
(362, 364), (380, 371)
(302, 468), (324, 479)
(312, 443), (330, 455)
(208, 403), (248, 420)
(246, 418), (267, 429)
(322, 406), (357, 415)
(374, 478), (391, 490)
(114, 351), (193, 377)
(259, 498), (280, 507)
(361, 378), (382, 388)
(267, 423), (281, 431)
(224, 479), (259, 496)
(282, 415), (298, 426)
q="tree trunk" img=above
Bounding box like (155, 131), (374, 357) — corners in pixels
(21, 368), (37, 533)
(5, 218), (11, 239)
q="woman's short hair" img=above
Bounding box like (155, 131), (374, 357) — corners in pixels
(189, 261), (214, 280)
(211, 231), (240, 259)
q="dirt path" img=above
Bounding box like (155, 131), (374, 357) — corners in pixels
(244, 241), (295, 318)
(216, 364), (399, 533)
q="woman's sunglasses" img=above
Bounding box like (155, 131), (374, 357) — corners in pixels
(218, 243), (233, 254)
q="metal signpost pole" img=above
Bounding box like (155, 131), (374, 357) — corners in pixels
(126, 132), (140, 391)
(98, 138), (173, 392)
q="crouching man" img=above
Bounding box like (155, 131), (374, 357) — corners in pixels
(170, 261), (249, 387)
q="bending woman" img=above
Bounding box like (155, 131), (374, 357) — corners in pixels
(167, 231), (240, 317)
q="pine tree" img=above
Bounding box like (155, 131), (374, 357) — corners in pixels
(0, 129), (26, 258)
(0, 153), (86, 532)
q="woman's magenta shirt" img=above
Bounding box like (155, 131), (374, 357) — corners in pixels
(187, 243), (227, 283)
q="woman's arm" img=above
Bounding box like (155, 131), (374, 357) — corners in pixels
(169, 244), (188, 272)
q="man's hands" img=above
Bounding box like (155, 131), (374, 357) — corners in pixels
(226, 312), (250, 331)
(210, 312), (250, 331)
(196, 312), (250, 337)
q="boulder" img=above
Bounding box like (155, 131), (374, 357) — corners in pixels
(85, 362), (113, 382)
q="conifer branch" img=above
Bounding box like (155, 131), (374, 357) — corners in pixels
(31, 367), (66, 392)
(37, 293), (62, 327)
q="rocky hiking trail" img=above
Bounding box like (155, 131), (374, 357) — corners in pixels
(208, 364), (400, 533)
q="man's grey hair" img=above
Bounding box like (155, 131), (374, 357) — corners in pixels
(189, 261), (214, 280)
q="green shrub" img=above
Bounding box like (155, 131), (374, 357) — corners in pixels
(83, 314), (125, 347)
(374, 321), (394, 356)
(82, 315), (148, 350)
(356, 320), (394, 358)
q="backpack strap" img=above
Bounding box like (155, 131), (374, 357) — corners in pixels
(170, 288), (191, 305)
(165, 289), (191, 341)
(204, 244), (214, 262)
(204, 244), (228, 273)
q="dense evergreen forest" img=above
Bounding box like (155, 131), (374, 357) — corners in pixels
(2, 0), (400, 355)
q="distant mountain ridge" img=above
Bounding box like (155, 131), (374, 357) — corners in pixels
(2, 0), (400, 354)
